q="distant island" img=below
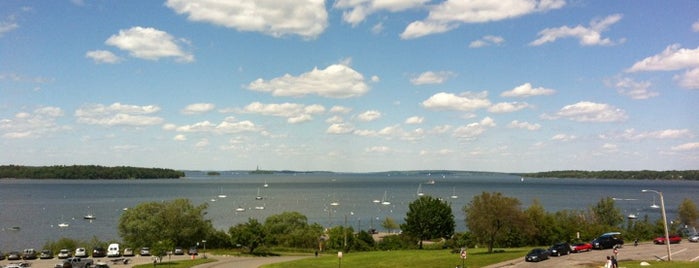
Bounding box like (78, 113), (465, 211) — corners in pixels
(0, 165), (184, 179)
(249, 166), (274, 174)
(521, 170), (699, 181)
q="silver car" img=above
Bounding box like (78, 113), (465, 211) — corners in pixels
(689, 233), (699, 242)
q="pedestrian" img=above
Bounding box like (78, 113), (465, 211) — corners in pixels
(634, 238), (638, 246)
(315, 250), (318, 257)
(611, 255), (618, 268)
(613, 246), (618, 258)
(604, 256), (612, 268)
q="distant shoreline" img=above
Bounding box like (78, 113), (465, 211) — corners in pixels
(0, 165), (184, 179)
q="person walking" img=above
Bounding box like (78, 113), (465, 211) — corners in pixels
(611, 256), (618, 268)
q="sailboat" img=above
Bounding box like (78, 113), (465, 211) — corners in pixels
(381, 191), (391, 205)
(235, 206), (246, 212)
(83, 207), (96, 220)
(217, 187), (227, 198)
(450, 187), (458, 199)
(255, 187), (263, 200)
(263, 180), (269, 188)
(254, 203), (266, 210)
(58, 216), (69, 228)
(416, 183), (424, 196)
(650, 196), (660, 209)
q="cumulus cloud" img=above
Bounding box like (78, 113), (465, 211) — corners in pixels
(401, 0), (565, 39)
(85, 50), (122, 64)
(356, 110), (382, 122)
(531, 14), (623, 46)
(248, 64), (370, 98)
(545, 101), (628, 123)
(405, 116), (424, 124)
(173, 134), (187, 141)
(500, 83), (556, 97)
(326, 123), (355, 134)
(693, 21), (699, 32)
(0, 20), (19, 38)
(551, 133), (576, 141)
(606, 77), (658, 99)
(508, 120), (541, 130)
(176, 116), (260, 134)
(671, 142), (699, 151)
(675, 68), (699, 89)
(488, 102), (531, 113)
(410, 71), (455, 85)
(601, 128), (693, 141)
(75, 103), (163, 126)
(626, 44), (699, 90)
(421, 91), (491, 111)
(166, 0), (328, 39)
(334, 0), (428, 26)
(365, 145), (391, 153)
(239, 102), (325, 124)
(452, 117), (496, 140)
(105, 26), (194, 62)
(0, 106), (67, 139)
(182, 103), (216, 115)
(330, 105), (352, 114)
(469, 35), (505, 48)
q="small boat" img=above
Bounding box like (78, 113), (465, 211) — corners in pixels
(381, 191), (391, 205)
(627, 213), (638, 220)
(416, 183), (424, 197)
(425, 179), (436, 185)
(235, 206), (246, 212)
(254, 205), (265, 210)
(650, 196), (660, 209)
(263, 180), (269, 188)
(217, 187), (227, 199)
(58, 222), (69, 228)
(255, 188), (263, 200)
(330, 201), (340, 206)
(83, 214), (96, 220)
(450, 187), (458, 199)
(8, 226), (21, 231)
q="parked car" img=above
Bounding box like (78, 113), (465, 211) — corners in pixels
(75, 247), (87, 257)
(654, 234), (682, 244)
(39, 249), (54, 259)
(57, 248), (71, 259)
(173, 247), (184, 255)
(93, 247), (107, 257)
(689, 233), (699, 242)
(22, 248), (38, 260)
(139, 247), (151, 256)
(592, 233), (624, 249)
(122, 248), (134, 256)
(107, 243), (120, 257)
(188, 247), (198, 255)
(549, 242), (572, 256)
(525, 248), (549, 262)
(571, 242), (593, 253)
(7, 251), (22, 260)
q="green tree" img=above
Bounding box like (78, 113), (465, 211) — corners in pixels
(381, 217), (399, 233)
(401, 195), (455, 249)
(118, 199), (211, 248)
(464, 192), (526, 253)
(590, 197), (624, 228)
(524, 199), (555, 245)
(229, 218), (266, 254)
(263, 212), (323, 248)
(677, 198), (699, 228)
(325, 226), (355, 251)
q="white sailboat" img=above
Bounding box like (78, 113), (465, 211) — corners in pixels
(255, 187), (263, 200)
(263, 180), (269, 188)
(254, 203), (266, 210)
(235, 206), (246, 212)
(381, 191), (391, 205)
(450, 187), (458, 199)
(416, 183), (424, 196)
(217, 187), (227, 198)
(650, 196), (660, 209)
(58, 216), (69, 228)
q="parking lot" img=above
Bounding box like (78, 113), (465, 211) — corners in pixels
(485, 241), (699, 267)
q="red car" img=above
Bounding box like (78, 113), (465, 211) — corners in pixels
(653, 234), (682, 244)
(571, 242), (592, 253)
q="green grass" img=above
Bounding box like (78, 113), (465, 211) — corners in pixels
(617, 260), (698, 268)
(262, 248), (530, 268)
(132, 258), (216, 268)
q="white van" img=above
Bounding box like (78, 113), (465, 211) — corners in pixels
(107, 243), (120, 257)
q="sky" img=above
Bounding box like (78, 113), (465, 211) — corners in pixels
(1, 0), (698, 173)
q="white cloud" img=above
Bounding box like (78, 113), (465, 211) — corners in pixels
(176, 117), (260, 134)
(248, 64), (370, 98)
(421, 91), (491, 111)
(166, 0), (328, 39)
(530, 14), (623, 46)
(675, 68), (699, 89)
(551, 133), (576, 142)
(602, 128), (693, 141)
(105, 26), (194, 62)
(507, 120), (541, 130)
(410, 71), (455, 85)
(330, 105), (352, 114)
(546, 101), (628, 123)
(627, 44), (699, 72)
(195, 138), (209, 148)
(0, 106), (66, 139)
(671, 142), (699, 151)
(488, 102), (531, 113)
(173, 134), (187, 141)
(0, 21), (19, 38)
(500, 83), (556, 97)
(74, 103), (163, 126)
(334, 0), (428, 26)
(239, 102), (325, 124)
(365, 146), (391, 153)
(469, 35), (505, 48)
(85, 50), (122, 64)
(452, 117), (496, 140)
(405, 116), (424, 124)
(356, 110), (382, 122)
(326, 123), (355, 134)
(401, 0), (565, 39)
(607, 77), (658, 99)
(693, 21), (699, 32)
(182, 103), (216, 115)
(325, 115), (344, 124)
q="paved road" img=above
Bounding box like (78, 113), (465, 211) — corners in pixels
(0, 254), (311, 268)
(484, 242), (699, 268)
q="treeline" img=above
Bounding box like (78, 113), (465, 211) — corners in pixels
(0, 165), (184, 179)
(522, 170), (699, 180)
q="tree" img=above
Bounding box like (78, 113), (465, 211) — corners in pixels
(400, 195), (455, 249)
(381, 217), (399, 233)
(464, 192), (526, 253)
(229, 218), (266, 254)
(524, 199), (555, 245)
(677, 198), (699, 228)
(263, 212), (323, 249)
(590, 197), (624, 228)
(118, 199), (211, 248)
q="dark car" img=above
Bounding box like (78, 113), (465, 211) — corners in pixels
(654, 234), (682, 244)
(592, 233), (624, 249)
(549, 242), (571, 256)
(92, 247), (107, 257)
(525, 248), (549, 262)
(39, 249), (54, 259)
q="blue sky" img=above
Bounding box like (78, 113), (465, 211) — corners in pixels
(1, 0), (698, 172)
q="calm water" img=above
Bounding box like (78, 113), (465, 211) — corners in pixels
(2, 172), (698, 251)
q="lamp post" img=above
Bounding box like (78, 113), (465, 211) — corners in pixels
(641, 189), (671, 261)
(201, 240), (207, 259)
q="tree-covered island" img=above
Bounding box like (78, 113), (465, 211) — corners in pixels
(521, 170), (699, 180)
(0, 165), (184, 179)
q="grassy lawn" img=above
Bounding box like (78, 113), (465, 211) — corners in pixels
(132, 258), (216, 268)
(262, 248), (530, 268)
(617, 261), (698, 268)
